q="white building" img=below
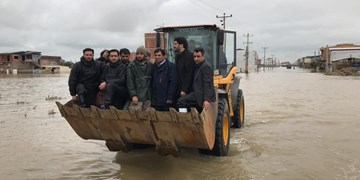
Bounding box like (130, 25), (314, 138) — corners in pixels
(236, 49), (257, 73)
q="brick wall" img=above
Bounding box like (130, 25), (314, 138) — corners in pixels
(40, 56), (61, 66)
(145, 32), (166, 61)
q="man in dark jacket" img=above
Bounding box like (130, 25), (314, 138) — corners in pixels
(177, 47), (215, 112)
(68, 48), (103, 107)
(151, 48), (177, 111)
(174, 37), (195, 98)
(127, 46), (153, 111)
(96, 49), (109, 64)
(119, 48), (130, 66)
(119, 48), (131, 109)
(99, 49), (127, 109)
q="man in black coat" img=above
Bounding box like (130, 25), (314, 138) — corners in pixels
(174, 37), (195, 98)
(99, 49), (127, 109)
(96, 49), (109, 64)
(68, 48), (103, 107)
(151, 48), (178, 111)
(119, 48), (131, 109)
(177, 47), (215, 112)
(119, 48), (130, 66)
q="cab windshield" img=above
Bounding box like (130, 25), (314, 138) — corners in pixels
(166, 27), (217, 69)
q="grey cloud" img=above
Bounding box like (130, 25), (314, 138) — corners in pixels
(1, 0), (360, 62)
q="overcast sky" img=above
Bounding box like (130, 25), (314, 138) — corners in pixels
(1, 0), (359, 62)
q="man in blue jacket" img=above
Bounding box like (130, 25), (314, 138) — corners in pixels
(151, 48), (178, 111)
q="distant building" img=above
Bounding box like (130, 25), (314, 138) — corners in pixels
(0, 51), (63, 74)
(301, 55), (322, 69)
(235, 49), (257, 73)
(39, 55), (62, 73)
(320, 43), (360, 72)
(0, 51), (41, 73)
(40, 55), (61, 66)
(236, 49), (245, 72)
(332, 57), (360, 71)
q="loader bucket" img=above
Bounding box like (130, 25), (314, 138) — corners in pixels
(56, 100), (218, 156)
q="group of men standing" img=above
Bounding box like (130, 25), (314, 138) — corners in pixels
(68, 37), (215, 113)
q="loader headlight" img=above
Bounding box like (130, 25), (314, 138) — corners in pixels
(214, 69), (220, 75)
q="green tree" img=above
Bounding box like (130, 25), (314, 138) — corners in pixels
(60, 60), (74, 68)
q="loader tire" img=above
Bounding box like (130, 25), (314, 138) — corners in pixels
(199, 98), (230, 156)
(233, 89), (245, 128)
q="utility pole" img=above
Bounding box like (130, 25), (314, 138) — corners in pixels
(262, 47), (268, 70)
(216, 13), (232, 29)
(243, 33), (253, 74)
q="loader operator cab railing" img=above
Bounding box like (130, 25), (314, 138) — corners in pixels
(155, 25), (237, 77)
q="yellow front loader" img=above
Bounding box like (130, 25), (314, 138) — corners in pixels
(56, 24), (245, 156)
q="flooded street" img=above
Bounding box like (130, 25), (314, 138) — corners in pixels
(0, 68), (359, 179)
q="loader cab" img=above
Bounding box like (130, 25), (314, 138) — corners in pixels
(155, 24), (237, 77)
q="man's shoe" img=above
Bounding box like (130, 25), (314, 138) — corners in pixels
(100, 105), (108, 109)
(78, 95), (86, 107)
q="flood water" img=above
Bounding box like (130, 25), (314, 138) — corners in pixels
(0, 68), (359, 179)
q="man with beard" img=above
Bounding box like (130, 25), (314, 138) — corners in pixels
(173, 37), (195, 98)
(98, 49), (127, 109)
(127, 46), (153, 111)
(68, 48), (103, 108)
(119, 48), (131, 66)
(119, 48), (131, 109)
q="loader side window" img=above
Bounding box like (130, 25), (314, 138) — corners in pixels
(218, 32), (236, 76)
(218, 45), (227, 76)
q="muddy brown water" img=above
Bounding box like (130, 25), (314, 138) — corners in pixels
(0, 68), (359, 179)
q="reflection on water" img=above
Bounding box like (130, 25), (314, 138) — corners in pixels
(0, 69), (359, 179)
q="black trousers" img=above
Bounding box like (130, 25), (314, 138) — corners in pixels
(151, 104), (171, 111)
(76, 84), (97, 108)
(177, 92), (202, 113)
(104, 83), (127, 109)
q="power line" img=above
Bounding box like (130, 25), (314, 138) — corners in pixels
(188, 0), (218, 15)
(197, 0), (224, 13)
(188, 0), (242, 31)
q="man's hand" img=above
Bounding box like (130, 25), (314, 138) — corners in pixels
(203, 100), (210, 110)
(180, 91), (186, 97)
(99, 82), (106, 90)
(71, 96), (78, 101)
(132, 96), (139, 105)
(166, 100), (173, 104)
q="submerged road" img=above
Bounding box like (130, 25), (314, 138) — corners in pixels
(0, 68), (359, 179)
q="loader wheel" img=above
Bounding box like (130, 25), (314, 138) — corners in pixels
(199, 98), (230, 156)
(233, 89), (245, 128)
